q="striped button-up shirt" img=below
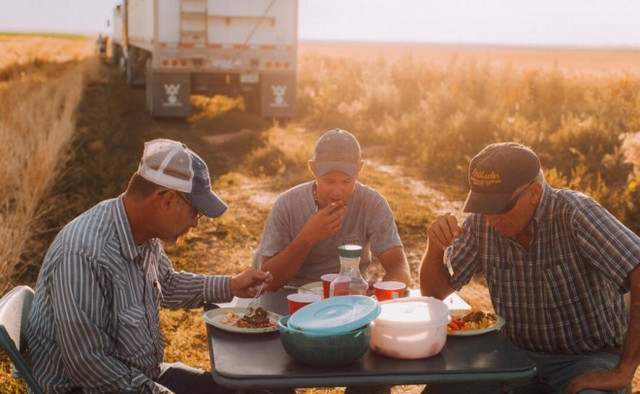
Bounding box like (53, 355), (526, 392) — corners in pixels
(27, 196), (232, 393)
(447, 183), (640, 354)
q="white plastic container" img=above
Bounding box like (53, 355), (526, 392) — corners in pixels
(370, 296), (450, 359)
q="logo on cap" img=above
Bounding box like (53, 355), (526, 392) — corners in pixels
(470, 169), (502, 188)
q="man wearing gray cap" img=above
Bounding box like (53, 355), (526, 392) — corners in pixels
(27, 139), (272, 394)
(253, 128), (411, 294)
(420, 142), (640, 393)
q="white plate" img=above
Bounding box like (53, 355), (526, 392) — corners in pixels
(448, 314), (505, 336)
(298, 281), (323, 296)
(202, 307), (281, 334)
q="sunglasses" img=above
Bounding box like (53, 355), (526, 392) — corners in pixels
(159, 190), (203, 220)
(175, 192), (204, 220)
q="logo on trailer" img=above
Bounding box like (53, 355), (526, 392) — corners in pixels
(163, 84), (182, 107)
(270, 85), (288, 108)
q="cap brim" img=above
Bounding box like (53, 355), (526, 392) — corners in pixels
(462, 190), (514, 215)
(314, 161), (358, 177)
(187, 190), (227, 218)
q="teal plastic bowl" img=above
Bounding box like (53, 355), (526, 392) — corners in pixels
(278, 315), (370, 367)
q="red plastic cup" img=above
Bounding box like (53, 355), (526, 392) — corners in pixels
(287, 293), (321, 314)
(321, 273), (338, 298)
(373, 281), (407, 302)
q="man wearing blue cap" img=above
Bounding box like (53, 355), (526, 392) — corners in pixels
(253, 128), (411, 293)
(27, 139), (272, 394)
(420, 142), (640, 393)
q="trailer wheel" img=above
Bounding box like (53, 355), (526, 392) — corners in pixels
(125, 50), (135, 86)
(145, 58), (155, 117)
(126, 47), (147, 87)
(111, 44), (121, 66)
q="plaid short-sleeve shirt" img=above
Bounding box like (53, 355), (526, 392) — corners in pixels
(448, 183), (639, 354)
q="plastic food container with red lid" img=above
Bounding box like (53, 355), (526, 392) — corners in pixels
(370, 296), (450, 359)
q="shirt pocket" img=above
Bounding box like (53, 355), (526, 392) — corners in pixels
(541, 261), (588, 311)
(116, 304), (151, 358)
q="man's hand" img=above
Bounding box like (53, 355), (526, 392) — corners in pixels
(298, 201), (346, 244)
(565, 368), (631, 394)
(427, 212), (463, 251)
(420, 212), (460, 299)
(229, 269), (273, 298)
(260, 201), (347, 290)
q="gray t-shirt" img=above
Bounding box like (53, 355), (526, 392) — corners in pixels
(252, 181), (403, 287)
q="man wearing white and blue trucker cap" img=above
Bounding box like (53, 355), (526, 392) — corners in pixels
(137, 138), (228, 218)
(28, 138), (273, 394)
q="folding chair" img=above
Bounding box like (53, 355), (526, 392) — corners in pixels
(0, 285), (44, 394)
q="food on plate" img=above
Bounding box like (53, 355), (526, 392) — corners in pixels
(220, 307), (276, 329)
(447, 310), (497, 334)
(239, 307), (273, 328)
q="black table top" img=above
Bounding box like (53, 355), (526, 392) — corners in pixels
(206, 290), (536, 389)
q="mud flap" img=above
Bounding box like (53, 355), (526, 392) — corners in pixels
(146, 72), (191, 118)
(260, 74), (296, 119)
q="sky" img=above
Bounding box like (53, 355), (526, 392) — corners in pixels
(1, 0), (639, 48)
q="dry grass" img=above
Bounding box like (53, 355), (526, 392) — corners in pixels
(0, 36), (97, 292)
(0, 35), (92, 69)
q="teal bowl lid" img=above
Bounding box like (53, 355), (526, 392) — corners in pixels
(288, 295), (380, 334)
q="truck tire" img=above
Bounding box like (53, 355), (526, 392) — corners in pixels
(126, 47), (147, 87)
(125, 50), (136, 86)
(145, 58), (155, 117)
(111, 44), (120, 66)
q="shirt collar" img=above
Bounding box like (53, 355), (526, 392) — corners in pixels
(529, 182), (551, 232)
(113, 195), (142, 263)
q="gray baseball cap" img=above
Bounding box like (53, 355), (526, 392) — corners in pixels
(312, 129), (361, 177)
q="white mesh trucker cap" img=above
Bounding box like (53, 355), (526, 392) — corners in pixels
(137, 139), (227, 218)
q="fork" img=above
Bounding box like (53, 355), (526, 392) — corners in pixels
(247, 281), (266, 310)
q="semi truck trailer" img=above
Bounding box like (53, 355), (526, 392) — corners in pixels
(111, 0), (297, 119)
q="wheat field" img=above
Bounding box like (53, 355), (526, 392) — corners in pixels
(0, 35), (98, 292)
(299, 40), (640, 77)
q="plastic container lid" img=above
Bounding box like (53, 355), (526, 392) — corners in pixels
(288, 295), (380, 334)
(374, 297), (450, 328)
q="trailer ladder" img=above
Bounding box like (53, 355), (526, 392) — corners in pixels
(180, 0), (208, 48)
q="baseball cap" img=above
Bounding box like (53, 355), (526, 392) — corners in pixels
(462, 142), (540, 215)
(137, 139), (227, 218)
(312, 129), (361, 177)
